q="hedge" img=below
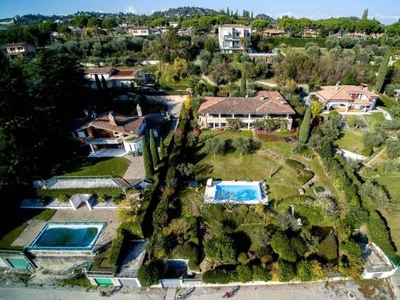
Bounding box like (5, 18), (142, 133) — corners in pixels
(35, 188), (125, 203)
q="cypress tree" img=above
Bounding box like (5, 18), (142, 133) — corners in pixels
(142, 135), (154, 179)
(240, 73), (247, 97)
(94, 74), (102, 90)
(374, 49), (391, 93)
(159, 136), (166, 161)
(149, 129), (159, 169)
(298, 106), (312, 143)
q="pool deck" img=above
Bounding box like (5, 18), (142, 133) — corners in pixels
(204, 179), (268, 205)
(12, 206), (120, 251)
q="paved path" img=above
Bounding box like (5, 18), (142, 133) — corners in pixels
(1, 280), (395, 300)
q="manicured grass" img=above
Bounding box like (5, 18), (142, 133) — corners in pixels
(360, 153), (400, 255)
(334, 130), (364, 154)
(53, 156), (131, 177)
(0, 223), (27, 249)
(363, 112), (386, 131)
(195, 131), (340, 203)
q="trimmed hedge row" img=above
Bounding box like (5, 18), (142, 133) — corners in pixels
(35, 187), (125, 203)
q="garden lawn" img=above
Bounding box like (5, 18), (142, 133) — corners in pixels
(360, 153), (400, 255)
(363, 112), (386, 131)
(334, 129), (364, 154)
(196, 131), (340, 203)
(53, 156), (131, 177)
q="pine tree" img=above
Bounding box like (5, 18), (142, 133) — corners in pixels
(142, 135), (154, 179)
(149, 129), (159, 169)
(298, 106), (312, 143)
(159, 136), (166, 161)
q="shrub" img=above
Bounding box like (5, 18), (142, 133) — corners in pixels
(138, 259), (165, 287)
(202, 268), (233, 284)
(236, 264), (252, 282)
(317, 235), (338, 261)
(286, 159), (305, 171)
(361, 146), (373, 156)
(252, 264), (271, 281)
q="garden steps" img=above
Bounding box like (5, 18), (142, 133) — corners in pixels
(252, 129), (287, 164)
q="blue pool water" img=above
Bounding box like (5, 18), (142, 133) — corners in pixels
(215, 183), (262, 202)
(28, 222), (106, 251)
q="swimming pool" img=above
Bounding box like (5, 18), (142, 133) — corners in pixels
(205, 180), (268, 205)
(28, 222), (106, 251)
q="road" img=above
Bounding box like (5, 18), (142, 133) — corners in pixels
(0, 280), (392, 300)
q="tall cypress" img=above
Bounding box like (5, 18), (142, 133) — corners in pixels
(94, 74), (102, 90)
(159, 136), (166, 161)
(142, 135), (154, 179)
(149, 129), (159, 169)
(298, 106), (312, 143)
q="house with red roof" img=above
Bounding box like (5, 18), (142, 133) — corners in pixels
(71, 110), (146, 157)
(314, 84), (379, 112)
(198, 91), (296, 130)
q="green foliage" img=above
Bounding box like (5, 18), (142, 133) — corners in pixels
(367, 210), (396, 256)
(204, 137), (226, 156)
(317, 235), (338, 261)
(35, 188), (124, 203)
(204, 235), (237, 264)
(202, 268), (233, 284)
(298, 106), (312, 143)
(375, 49), (391, 93)
(171, 242), (199, 270)
(270, 232), (297, 262)
(277, 259), (296, 282)
(236, 264), (252, 282)
(296, 260), (312, 281)
(252, 264), (272, 281)
(138, 259), (165, 287)
(286, 159), (305, 171)
(159, 136), (166, 161)
(232, 137), (252, 155)
(290, 236), (307, 256)
(226, 118), (242, 131)
(149, 129), (160, 168)
(142, 135), (154, 179)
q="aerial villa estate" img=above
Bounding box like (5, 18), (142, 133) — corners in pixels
(204, 178), (268, 205)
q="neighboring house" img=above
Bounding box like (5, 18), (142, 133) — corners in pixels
(302, 28), (318, 38)
(71, 110), (146, 157)
(361, 242), (398, 279)
(84, 68), (155, 89)
(3, 42), (36, 61)
(314, 84), (379, 112)
(218, 24), (252, 53)
(264, 28), (285, 37)
(128, 26), (157, 36)
(198, 91), (296, 130)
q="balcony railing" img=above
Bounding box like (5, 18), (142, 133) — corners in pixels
(85, 137), (123, 145)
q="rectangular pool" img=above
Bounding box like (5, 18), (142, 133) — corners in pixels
(28, 222), (107, 251)
(205, 180), (268, 205)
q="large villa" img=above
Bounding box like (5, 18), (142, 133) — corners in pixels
(198, 90), (296, 130)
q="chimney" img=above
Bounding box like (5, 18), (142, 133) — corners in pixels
(108, 112), (117, 126)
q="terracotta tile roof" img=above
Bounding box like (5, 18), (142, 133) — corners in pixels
(316, 85), (379, 101)
(198, 91), (295, 115)
(264, 29), (285, 34)
(77, 112), (145, 134)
